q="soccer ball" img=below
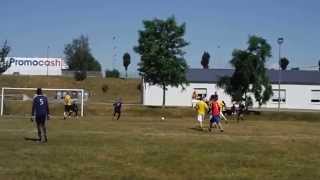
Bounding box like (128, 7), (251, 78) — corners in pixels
(161, 117), (165, 120)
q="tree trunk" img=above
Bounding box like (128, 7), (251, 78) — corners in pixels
(162, 84), (166, 108)
(244, 93), (248, 112)
(125, 70), (128, 79)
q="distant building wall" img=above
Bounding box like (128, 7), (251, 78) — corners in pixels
(143, 82), (320, 110)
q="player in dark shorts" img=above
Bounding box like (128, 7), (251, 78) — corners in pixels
(71, 100), (79, 119)
(63, 92), (72, 119)
(113, 98), (122, 120)
(31, 88), (50, 143)
(237, 103), (245, 123)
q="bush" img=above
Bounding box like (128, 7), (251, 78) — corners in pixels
(74, 71), (87, 81)
(105, 69), (120, 78)
(137, 83), (142, 91)
(101, 84), (109, 93)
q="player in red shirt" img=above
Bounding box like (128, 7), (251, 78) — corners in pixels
(209, 94), (224, 132)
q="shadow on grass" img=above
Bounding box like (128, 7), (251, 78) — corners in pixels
(24, 137), (40, 141)
(189, 127), (207, 132)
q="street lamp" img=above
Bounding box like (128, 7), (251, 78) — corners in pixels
(46, 46), (50, 76)
(277, 37), (284, 112)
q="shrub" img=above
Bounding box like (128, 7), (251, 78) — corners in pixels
(101, 84), (109, 93)
(74, 71), (87, 81)
(105, 69), (120, 78)
(137, 83), (142, 91)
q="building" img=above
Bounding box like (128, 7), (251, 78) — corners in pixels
(3, 57), (68, 76)
(143, 69), (320, 110)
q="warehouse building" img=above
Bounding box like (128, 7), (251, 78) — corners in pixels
(143, 69), (320, 110)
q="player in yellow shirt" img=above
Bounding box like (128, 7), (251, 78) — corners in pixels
(218, 99), (228, 123)
(195, 96), (208, 129)
(63, 92), (72, 119)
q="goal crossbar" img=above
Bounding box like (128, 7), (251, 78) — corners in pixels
(1, 87), (85, 117)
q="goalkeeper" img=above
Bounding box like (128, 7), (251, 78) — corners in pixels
(63, 92), (72, 119)
(31, 88), (50, 143)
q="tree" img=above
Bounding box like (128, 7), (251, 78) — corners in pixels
(201, 51), (210, 69)
(64, 35), (101, 80)
(105, 69), (120, 78)
(0, 40), (11, 74)
(134, 16), (189, 107)
(279, 57), (289, 70)
(123, 52), (131, 79)
(318, 60), (320, 71)
(217, 35), (273, 107)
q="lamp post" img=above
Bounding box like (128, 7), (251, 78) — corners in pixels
(213, 45), (221, 68)
(112, 36), (117, 70)
(46, 46), (50, 76)
(277, 37), (284, 112)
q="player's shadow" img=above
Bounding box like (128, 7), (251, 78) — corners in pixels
(189, 127), (207, 132)
(24, 137), (40, 141)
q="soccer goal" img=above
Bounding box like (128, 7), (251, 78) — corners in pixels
(0, 87), (85, 117)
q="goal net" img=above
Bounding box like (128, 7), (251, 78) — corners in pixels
(0, 87), (85, 117)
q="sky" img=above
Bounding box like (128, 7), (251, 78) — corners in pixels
(1, 0), (320, 75)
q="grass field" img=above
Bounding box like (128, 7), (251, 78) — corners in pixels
(0, 109), (319, 180)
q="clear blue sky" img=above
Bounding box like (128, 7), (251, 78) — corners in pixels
(1, 0), (320, 74)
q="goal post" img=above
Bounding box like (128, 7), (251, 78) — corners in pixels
(1, 87), (85, 117)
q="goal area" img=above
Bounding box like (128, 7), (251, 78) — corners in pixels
(1, 87), (85, 117)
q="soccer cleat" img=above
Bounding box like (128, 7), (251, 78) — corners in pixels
(220, 129), (224, 132)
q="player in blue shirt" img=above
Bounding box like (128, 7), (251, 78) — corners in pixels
(31, 88), (50, 143)
(112, 98), (122, 120)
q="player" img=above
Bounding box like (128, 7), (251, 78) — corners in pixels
(195, 96), (208, 130)
(209, 95), (224, 132)
(231, 103), (236, 116)
(191, 91), (197, 107)
(31, 88), (50, 143)
(218, 99), (228, 123)
(113, 98), (122, 120)
(237, 103), (245, 123)
(71, 100), (79, 119)
(63, 92), (72, 119)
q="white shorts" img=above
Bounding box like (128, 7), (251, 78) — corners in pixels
(197, 114), (205, 122)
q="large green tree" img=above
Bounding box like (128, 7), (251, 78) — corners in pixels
(64, 35), (101, 78)
(123, 52), (131, 79)
(134, 17), (189, 107)
(218, 35), (273, 107)
(201, 51), (210, 69)
(0, 40), (11, 74)
(279, 57), (289, 70)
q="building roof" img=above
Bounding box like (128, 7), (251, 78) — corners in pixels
(186, 68), (320, 85)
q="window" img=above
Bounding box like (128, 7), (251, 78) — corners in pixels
(193, 88), (207, 100)
(272, 89), (286, 103)
(311, 90), (320, 103)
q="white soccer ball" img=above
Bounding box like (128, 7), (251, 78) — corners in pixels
(161, 117), (165, 120)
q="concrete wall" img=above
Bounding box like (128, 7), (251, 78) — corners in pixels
(143, 82), (320, 110)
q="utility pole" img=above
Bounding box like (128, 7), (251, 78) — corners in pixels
(46, 46), (50, 76)
(112, 36), (117, 70)
(277, 37), (284, 112)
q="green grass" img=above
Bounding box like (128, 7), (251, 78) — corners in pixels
(0, 110), (320, 180)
